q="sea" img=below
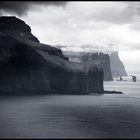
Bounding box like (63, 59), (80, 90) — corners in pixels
(0, 74), (140, 138)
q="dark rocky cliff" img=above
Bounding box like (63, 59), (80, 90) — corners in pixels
(110, 51), (127, 77)
(0, 16), (39, 42)
(0, 16), (104, 94)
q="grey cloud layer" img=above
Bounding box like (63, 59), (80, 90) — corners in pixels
(1, 1), (140, 24)
(0, 1), (67, 15)
(78, 2), (140, 25)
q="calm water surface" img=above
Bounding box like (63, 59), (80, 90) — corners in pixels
(0, 76), (140, 138)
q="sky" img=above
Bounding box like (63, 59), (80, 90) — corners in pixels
(0, 1), (140, 75)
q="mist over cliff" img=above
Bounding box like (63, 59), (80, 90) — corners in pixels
(63, 51), (113, 81)
(58, 45), (127, 80)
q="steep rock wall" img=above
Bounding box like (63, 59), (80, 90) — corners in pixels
(64, 52), (113, 81)
(110, 51), (127, 77)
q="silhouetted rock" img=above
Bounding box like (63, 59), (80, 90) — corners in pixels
(0, 16), (39, 42)
(110, 51), (127, 77)
(0, 16), (104, 95)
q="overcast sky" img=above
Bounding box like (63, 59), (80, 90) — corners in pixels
(1, 1), (140, 74)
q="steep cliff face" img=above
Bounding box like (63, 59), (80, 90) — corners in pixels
(110, 51), (127, 77)
(0, 36), (51, 94)
(64, 50), (128, 79)
(0, 16), (104, 94)
(64, 52), (113, 81)
(80, 52), (113, 81)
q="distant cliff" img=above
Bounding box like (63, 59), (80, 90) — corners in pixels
(80, 52), (113, 81)
(64, 52), (113, 81)
(0, 16), (104, 94)
(110, 51), (127, 77)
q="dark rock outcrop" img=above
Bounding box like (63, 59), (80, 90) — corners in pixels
(0, 16), (39, 42)
(110, 51), (127, 77)
(0, 16), (104, 95)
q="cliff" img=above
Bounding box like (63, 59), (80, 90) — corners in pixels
(64, 52), (113, 81)
(110, 51), (127, 77)
(80, 52), (113, 81)
(0, 16), (104, 94)
(64, 50), (128, 80)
